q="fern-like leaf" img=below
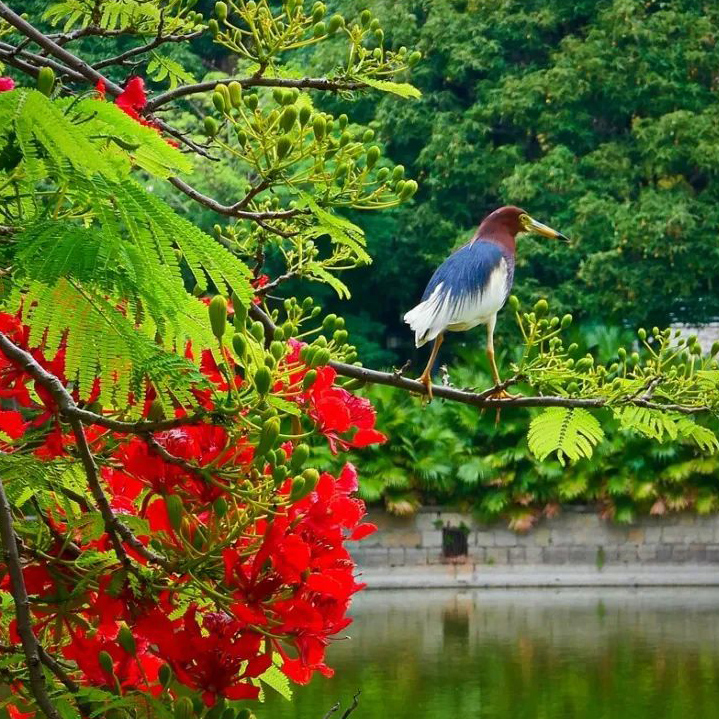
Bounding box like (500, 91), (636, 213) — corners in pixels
(528, 407), (605, 464)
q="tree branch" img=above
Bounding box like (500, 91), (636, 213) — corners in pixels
(248, 304), (712, 415)
(94, 30), (202, 70)
(0, 40), (87, 82)
(146, 76), (367, 112)
(168, 176), (301, 220)
(0, 477), (62, 719)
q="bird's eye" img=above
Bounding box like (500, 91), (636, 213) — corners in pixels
(518, 214), (530, 228)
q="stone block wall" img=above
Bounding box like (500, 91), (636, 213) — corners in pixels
(348, 506), (719, 568)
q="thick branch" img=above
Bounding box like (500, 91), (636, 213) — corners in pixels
(0, 3), (123, 95)
(0, 477), (62, 719)
(0, 40), (87, 82)
(146, 76), (367, 112)
(248, 304), (712, 415)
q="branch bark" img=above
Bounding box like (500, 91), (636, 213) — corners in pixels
(0, 477), (62, 719)
(248, 304), (711, 415)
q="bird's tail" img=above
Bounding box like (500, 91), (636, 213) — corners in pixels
(404, 290), (447, 348)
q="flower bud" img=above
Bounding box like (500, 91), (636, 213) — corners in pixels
(257, 417), (281, 456)
(98, 651), (114, 675)
(250, 321), (265, 342)
(204, 116), (218, 137)
(37, 66), (55, 97)
(618, 347), (627, 360)
(328, 14), (343, 33)
(228, 81), (242, 107)
(364, 147), (381, 171)
(290, 443), (310, 471)
(360, 10), (372, 26)
(213, 496), (228, 518)
(246, 93), (258, 110)
(159, 663), (173, 689)
(376, 167), (390, 182)
(313, 21), (326, 37)
(533, 299), (548, 316)
(407, 50), (422, 67)
(299, 106), (311, 126)
(208, 295), (228, 340)
(313, 115), (326, 141)
(302, 369), (318, 390)
(638, 328), (647, 341)
(215, 2), (228, 20)
(280, 106), (298, 132)
(165, 494), (184, 532)
(174, 697), (194, 719)
(118, 625), (136, 656)
(272, 465), (288, 486)
(301, 468), (320, 493)
(147, 398), (165, 422)
(208, 19), (219, 36)
(254, 366), (272, 395)
(311, 348), (331, 367)
(270, 340), (285, 360)
(289, 477), (306, 501)
(391, 164), (405, 182)
(233, 296), (248, 326)
(276, 135), (292, 160)
(561, 314), (572, 329)
(399, 179), (418, 200)
(212, 91), (226, 113)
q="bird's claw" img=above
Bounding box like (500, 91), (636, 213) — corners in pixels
(418, 374), (433, 402)
(487, 388), (521, 400)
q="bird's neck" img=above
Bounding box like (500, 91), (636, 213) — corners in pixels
(474, 223), (516, 256)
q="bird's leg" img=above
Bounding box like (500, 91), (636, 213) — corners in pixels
(486, 316), (520, 400)
(418, 333), (443, 401)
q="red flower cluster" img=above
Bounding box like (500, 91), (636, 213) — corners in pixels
(0, 310), (382, 711)
(0, 77), (14, 92)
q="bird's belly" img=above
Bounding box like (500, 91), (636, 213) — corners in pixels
(446, 262), (509, 331)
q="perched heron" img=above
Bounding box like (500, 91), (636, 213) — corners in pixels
(404, 206), (567, 399)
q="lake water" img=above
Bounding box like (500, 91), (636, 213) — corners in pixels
(261, 587), (719, 719)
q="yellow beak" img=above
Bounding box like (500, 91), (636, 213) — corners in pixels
(524, 216), (569, 241)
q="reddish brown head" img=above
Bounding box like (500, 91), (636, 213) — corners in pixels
(475, 205), (567, 254)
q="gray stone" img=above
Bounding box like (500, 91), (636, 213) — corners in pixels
(637, 545), (658, 562)
(467, 546), (486, 562)
(543, 546), (569, 564)
(508, 546), (526, 564)
(388, 548), (405, 566)
(421, 530), (443, 548)
(474, 531), (496, 547)
(689, 543), (707, 562)
(355, 548), (389, 567)
(484, 548), (509, 565)
(569, 546), (598, 564)
(656, 545), (673, 562)
(493, 530), (519, 547)
(671, 545), (691, 563)
(707, 545), (719, 563)
(404, 548), (428, 565)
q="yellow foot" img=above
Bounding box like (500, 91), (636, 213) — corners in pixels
(487, 388), (521, 400)
(418, 374), (433, 402)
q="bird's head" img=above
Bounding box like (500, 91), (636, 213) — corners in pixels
(480, 206), (568, 243)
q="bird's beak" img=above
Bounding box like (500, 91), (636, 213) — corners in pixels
(523, 215), (569, 242)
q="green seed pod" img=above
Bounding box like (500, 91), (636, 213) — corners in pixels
(276, 135), (292, 160)
(631, 351), (640, 362)
(98, 651), (114, 675)
(213, 496), (228, 518)
(118, 624), (136, 656)
(174, 697), (194, 719)
(374, 28), (384, 42)
(209, 295), (228, 340)
(215, 1), (228, 20)
(235, 127), (248, 147)
(246, 93), (258, 110)
(313, 21), (326, 37)
(328, 14), (343, 33)
(273, 326), (286, 342)
(270, 340), (285, 360)
(228, 81), (242, 107)
(312, 5), (325, 22)
(333, 329), (348, 344)
(280, 106), (298, 132)
(273, 87), (284, 105)
(213, 91), (226, 113)
(159, 663), (173, 689)
(561, 314), (572, 329)
(232, 333), (247, 361)
(311, 348), (331, 368)
(339, 131), (351, 147)
(391, 164), (405, 183)
(37, 66), (55, 96)
(360, 9), (372, 26)
(567, 343), (579, 354)
(204, 116), (218, 137)
(508, 295), (520, 311)
(399, 179), (418, 200)
(257, 417), (281, 456)
(250, 321), (265, 342)
(609, 362), (619, 373)
(362, 147), (381, 173)
(254, 365), (272, 395)
(165, 494), (184, 532)
(549, 317), (560, 328)
(302, 369), (318, 390)
(407, 50), (422, 66)
(638, 328), (647, 341)
(208, 18), (219, 36)
(264, 355), (276, 370)
(692, 343), (702, 356)
(711, 341), (719, 357)
(567, 381), (579, 394)
(300, 345), (313, 364)
(618, 347), (627, 360)
(313, 116), (327, 142)
(533, 299), (549, 316)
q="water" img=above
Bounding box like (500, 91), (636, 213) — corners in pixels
(261, 588), (719, 719)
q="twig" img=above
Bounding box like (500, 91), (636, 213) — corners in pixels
(0, 41), (87, 82)
(321, 702), (341, 719)
(340, 691), (362, 719)
(0, 477), (62, 719)
(146, 76), (367, 112)
(247, 304), (713, 415)
(94, 30), (202, 70)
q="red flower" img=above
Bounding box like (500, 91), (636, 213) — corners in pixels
(116, 77), (147, 120)
(0, 77), (15, 92)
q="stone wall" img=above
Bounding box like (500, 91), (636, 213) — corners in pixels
(349, 506), (719, 569)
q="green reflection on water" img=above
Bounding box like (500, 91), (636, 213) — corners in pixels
(261, 588), (719, 719)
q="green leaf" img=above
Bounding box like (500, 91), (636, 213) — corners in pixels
(355, 75), (422, 99)
(528, 407), (605, 464)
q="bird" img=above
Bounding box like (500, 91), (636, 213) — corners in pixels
(404, 206), (568, 400)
